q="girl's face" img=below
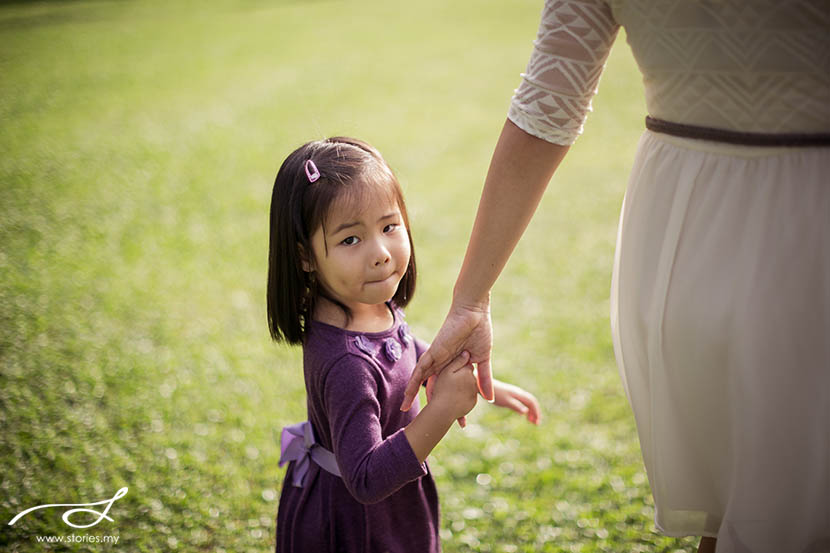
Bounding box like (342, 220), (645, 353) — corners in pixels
(306, 192), (411, 316)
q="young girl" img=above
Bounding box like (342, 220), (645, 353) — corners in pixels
(267, 137), (540, 552)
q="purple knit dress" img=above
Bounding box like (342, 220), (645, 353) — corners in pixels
(276, 306), (441, 553)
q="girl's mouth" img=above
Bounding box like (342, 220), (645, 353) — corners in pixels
(367, 272), (396, 285)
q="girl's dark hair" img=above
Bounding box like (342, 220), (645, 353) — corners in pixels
(267, 137), (417, 344)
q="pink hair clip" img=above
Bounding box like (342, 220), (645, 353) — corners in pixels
(304, 159), (320, 183)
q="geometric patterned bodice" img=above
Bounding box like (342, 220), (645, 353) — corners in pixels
(509, 0), (830, 145)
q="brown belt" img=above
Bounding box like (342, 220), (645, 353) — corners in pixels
(645, 116), (830, 147)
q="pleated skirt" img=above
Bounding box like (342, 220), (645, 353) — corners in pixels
(611, 130), (830, 553)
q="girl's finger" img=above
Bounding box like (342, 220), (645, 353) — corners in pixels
(517, 393), (541, 424)
(507, 397), (529, 415)
(445, 350), (471, 373)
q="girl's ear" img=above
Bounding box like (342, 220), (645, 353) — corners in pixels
(298, 243), (313, 272)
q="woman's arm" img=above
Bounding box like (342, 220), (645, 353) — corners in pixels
(452, 119), (569, 309)
(401, 119), (568, 410)
(401, 0), (619, 412)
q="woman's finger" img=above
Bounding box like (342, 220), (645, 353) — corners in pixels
(425, 374), (436, 404)
(403, 351), (470, 412)
(401, 351), (435, 411)
(475, 358), (495, 402)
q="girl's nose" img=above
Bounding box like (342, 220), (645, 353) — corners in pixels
(374, 244), (391, 266)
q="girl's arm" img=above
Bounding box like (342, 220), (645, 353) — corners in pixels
(324, 352), (476, 505)
(403, 352), (477, 462)
(402, 119), (568, 410)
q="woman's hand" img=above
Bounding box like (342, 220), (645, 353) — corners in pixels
(492, 379), (541, 425)
(402, 298), (494, 412)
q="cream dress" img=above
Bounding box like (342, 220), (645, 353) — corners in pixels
(508, 1), (830, 552)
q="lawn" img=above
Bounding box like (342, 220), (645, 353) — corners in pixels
(1, 1), (699, 551)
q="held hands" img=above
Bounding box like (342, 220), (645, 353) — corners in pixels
(402, 351), (478, 463)
(406, 295), (539, 426)
(402, 298), (494, 412)
(426, 353), (478, 423)
(430, 375), (541, 426)
(425, 366), (541, 427)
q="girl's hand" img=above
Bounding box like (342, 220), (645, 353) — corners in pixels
(402, 298), (494, 412)
(403, 352), (476, 463)
(428, 356), (478, 422)
(492, 379), (541, 425)
(425, 374), (467, 428)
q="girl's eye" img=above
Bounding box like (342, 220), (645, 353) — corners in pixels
(383, 224), (398, 233)
(341, 236), (360, 246)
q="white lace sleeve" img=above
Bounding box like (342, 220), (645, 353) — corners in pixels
(508, 0), (620, 145)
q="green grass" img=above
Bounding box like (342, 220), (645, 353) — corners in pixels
(1, 1), (698, 551)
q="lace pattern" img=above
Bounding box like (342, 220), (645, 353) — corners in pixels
(509, 0), (620, 145)
(612, 0), (830, 133)
(509, 0), (830, 143)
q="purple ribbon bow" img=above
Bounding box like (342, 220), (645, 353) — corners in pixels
(279, 421), (342, 487)
(384, 337), (402, 362)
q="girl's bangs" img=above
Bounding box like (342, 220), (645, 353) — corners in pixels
(323, 169), (401, 226)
